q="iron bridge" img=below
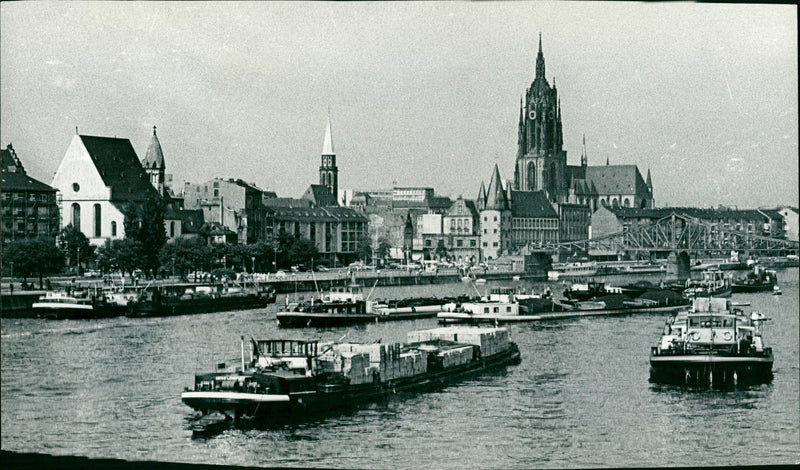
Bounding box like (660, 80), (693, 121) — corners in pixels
(529, 212), (799, 255)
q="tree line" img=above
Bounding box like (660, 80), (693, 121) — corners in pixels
(4, 194), (393, 286)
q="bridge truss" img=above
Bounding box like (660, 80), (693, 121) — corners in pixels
(529, 213), (799, 256)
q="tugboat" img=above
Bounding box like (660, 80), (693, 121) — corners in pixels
(181, 327), (521, 427)
(731, 265), (778, 293)
(682, 268), (732, 298)
(650, 297), (773, 385)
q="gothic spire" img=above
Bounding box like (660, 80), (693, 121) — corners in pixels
(646, 168), (652, 188)
(535, 33), (546, 80)
(322, 113), (334, 155)
(484, 164), (509, 211)
(581, 134), (587, 167)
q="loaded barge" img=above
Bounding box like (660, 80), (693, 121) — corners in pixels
(126, 282), (276, 317)
(182, 326), (520, 431)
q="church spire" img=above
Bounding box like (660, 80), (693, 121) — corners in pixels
(535, 33), (545, 79)
(322, 113), (334, 156)
(646, 168), (652, 188)
(581, 134), (587, 167)
(142, 125), (166, 196)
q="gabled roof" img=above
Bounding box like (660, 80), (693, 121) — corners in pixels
(141, 126), (165, 169)
(79, 135), (159, 203)
(510, 190), (558, 219)
(1, 144), (24, 173)
(302, 184), (339, 207)
(483, 164), (509, 211)
(445, 197), (479, 219)
(585, 165), (649, 196)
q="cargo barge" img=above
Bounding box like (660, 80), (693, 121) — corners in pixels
(126, 282), (276, 317)
(181, 326), (520, 430)
(649, 297), (773, 385)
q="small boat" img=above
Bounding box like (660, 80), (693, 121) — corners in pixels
(548, 262), (598, 279)
(181, 328), (521, 425)
(650, 297), (773, 385)
(190, 411), (231, 437)
(731, 266), (778, 293)
(682, 268), (732, 298)
(32, 290), (128, 320)
(474, 278), (487, 285)
(772, 286), (782, 296)
(512, 275), (521, 281)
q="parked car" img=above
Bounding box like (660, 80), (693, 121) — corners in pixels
(83, 270), (101, 278)
(274, 270), (287, 278)
(187, 271), (209, 281)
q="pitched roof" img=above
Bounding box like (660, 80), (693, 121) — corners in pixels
(1, 144), (55, 192)
(79, 135), (159, 203)
(302, 184), (339, 207)
(141, 126), (165, 169)
(272, 205), (367, 223)
(1, 170), (56, 193)
(262, 197), (313, 209)
(510, 190), (558, 218)
(585, 164), (649, 196)
(483, 164), (509, 211)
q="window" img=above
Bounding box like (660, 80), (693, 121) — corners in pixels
(71, 203), (81, 230)
(93, 204), (101, 237)
(111, 221), (117, 237)
(72, 183), (80, 192)
(170, 221), (175, 237)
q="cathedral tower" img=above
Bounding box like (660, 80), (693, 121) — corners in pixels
(514, 35), (568, 203)
(319, 114), (338, 199)
(142, 126), (166, 197)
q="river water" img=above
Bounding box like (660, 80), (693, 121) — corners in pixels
(2, 270), (798, 468)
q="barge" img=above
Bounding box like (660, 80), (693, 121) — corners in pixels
(126, 282), (276, 317)
(649, 297), (773, 385)
(181, 327), (520, 428)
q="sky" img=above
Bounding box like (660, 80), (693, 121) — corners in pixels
(1, 2), (797, 209)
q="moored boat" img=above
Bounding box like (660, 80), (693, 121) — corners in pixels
(731, 265), (778, 293)
(682, 268), (732, 298)
(649, 297), (773, 385)
(181, 327), (521, 426)
(32, 290), (128, 320)
(126, 282), (276, 317)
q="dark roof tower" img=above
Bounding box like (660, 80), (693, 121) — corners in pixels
(319, 112), (339, 204)
(581, 134), (587, 167)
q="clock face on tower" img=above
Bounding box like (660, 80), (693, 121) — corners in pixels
(528, 109), (536, 121)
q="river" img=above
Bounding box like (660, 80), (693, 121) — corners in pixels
(2, 270), (798, 468)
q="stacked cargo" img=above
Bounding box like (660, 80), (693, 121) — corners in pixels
(437, 345), (475, 368)
(407, 327), (510, 358)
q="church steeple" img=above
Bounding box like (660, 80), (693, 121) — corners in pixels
(319, 112), (338, 201)
(142, 125), (166, 196)
(535, 33), (545, 80)
(581, 134), (587, 167)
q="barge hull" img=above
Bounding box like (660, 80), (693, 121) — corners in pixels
(649, 354), (773, 385)
(181, 345), (520, 419)
(438, 305), (687, 324)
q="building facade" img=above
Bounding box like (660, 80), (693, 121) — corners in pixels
(51, 133), (161, 246)
(271, 205), (367, 266)
(1, 143), (60, 245)
(183, 178), (272, 244)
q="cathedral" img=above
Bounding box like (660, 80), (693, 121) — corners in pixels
(477, 35), (654, 260)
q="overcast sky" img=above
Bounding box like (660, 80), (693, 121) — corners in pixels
(1, 2), (797, 208)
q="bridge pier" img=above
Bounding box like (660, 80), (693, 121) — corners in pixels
(665, 251), (691, 282)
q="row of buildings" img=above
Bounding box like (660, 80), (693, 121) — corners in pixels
(2, 38), (797, 267)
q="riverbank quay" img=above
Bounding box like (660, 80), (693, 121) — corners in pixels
(0, 451), (299, 470)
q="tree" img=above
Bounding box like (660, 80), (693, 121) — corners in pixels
(96, 238), (145, 276)
(58, 224), (95, 269)
(158, 237), (213, 277)
(247, 240), (275, 273)
(123, 195), (167, 275)
(4, 238), (63, 287)
(288, 237), (319, 267)
(377, 236), (392, 264)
